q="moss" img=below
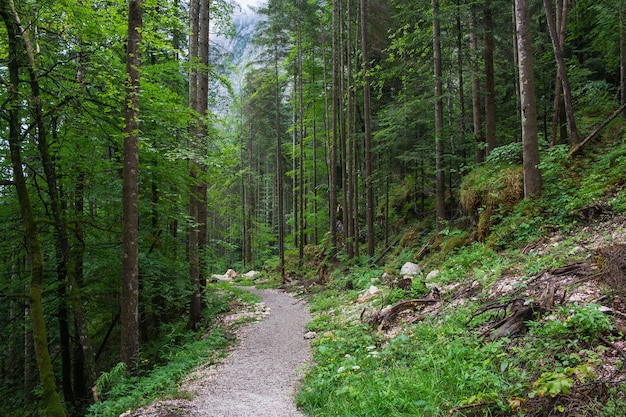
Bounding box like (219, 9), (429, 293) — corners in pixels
(461, 164), (524, 240)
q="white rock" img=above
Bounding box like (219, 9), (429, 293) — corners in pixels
(244, 270), (260, 278)
(400, 262), (421, 276)
(211, 273), (230, 281)
(364, 285), (381, 296)
(225, 269), (238, 279)
(304, 331), (317, 340)
(426, 269), (440, 280)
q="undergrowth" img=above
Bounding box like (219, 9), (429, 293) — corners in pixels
(87, 282), (259, 417)
(298, 135), (626, 416)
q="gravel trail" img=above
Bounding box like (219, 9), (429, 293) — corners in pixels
(185, 288), (312, 417)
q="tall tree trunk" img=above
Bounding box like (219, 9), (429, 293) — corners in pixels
(297, 0), (305, 263)
(433, 0), (446, 234)
(197, 0), (209, 291)
(456, 0), (467, 166)
(345, 0), (354, 260)
(484, 0), (497, 154)
(121, 0), (142, 374)
(1, 3), (66, 415)
(549, 0), (568, 145)
(330, 0), (339, 253)
(274, 9), (285, 280)
(515, 0), (542, 198)
(543, 0), (579, 145)
(469, 6), (485, 163)
(621, 4), (626, 118)
(188, 0), (201, 329)
(20, 9), (97, 396)
(362, 0), (375, 256)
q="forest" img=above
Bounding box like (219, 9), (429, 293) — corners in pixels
(1, 0), (626, 415)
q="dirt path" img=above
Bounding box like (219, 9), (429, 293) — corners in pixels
(126, 288), (312, 417)
(186, 288), (311, 416)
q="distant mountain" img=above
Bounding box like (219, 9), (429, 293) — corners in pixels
(211, 0), (264, 111)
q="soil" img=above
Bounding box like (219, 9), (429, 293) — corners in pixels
(122, 288), (312, 417)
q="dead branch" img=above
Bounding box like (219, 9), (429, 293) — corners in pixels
(484, 284), (556, 341)
(599, 334), (626, 362)
(567, 102), (626, 158)
(370, 289), (441, 329)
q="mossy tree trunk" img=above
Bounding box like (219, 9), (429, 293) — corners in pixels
(0, 2), (67, 415)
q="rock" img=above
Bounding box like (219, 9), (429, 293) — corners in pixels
(426, 269), (440, 280)
(400, 262), (421, 276)
(244, 270), (260, 278)
(211, 273), (230, 281)
(356, 285), (383, 303)
(304, 331), (317, 340)
(225, 269), (238, 279)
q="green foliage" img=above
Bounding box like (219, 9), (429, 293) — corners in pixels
(87, 282), (256, 417)
(432, 243), (505, 286)
(298, 316), (519, 416)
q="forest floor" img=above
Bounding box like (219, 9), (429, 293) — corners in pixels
(121, 288), (312, 417)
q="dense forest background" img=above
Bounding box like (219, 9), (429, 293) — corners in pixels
(1, 0), (626, 415)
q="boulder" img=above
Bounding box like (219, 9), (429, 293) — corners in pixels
(225, 269), (238, 279)
(400, 262), (421, 276)
(244, 270), (260, 278)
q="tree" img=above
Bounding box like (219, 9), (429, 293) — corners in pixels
(543, 0), (579, 145)
(433, 0), (446, 233)
(484, 0), (497, 154)
(469, 5), (485, 163)
(121, 0), (142, 374)
(0, 1), (67, 414)
(362, 0), (375, 257)
(515, 0), (542, 198)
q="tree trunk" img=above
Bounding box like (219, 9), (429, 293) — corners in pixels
(274, 10), (285, 280)
(433, 0), (446, 234)
(1, 3), (67, 415)
(188, 0), (201, 329)
(515, 0), (542, 198)
(543, 0), (579, 145)
(121, 0), (142, 374)
(621, 5), (626, 118)
(362, 0), (375, 257)
(197, 0), (209, 291)
(469, 7), (485, 163)
(297, 0), (305, 263)
(329, 0), (339, 253)
(484, 0), (497, 154)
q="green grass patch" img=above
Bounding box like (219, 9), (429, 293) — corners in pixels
(87, 282), (259, 417)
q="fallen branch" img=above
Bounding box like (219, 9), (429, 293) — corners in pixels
(599, 334), (626, 362)
(370, 289), (441, 330)
(567, 102), (626, 158)
(483, 284), (556, 341)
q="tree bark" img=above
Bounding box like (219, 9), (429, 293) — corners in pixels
(484, 0), (497, 154)
(362, 0), (375, 257)
(621, 5), (626, 118)
(433, 0), (446, 234)
(469, 7), (485, 163)
(515, 0), (542, 198)
(121, 0), (142, 374)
